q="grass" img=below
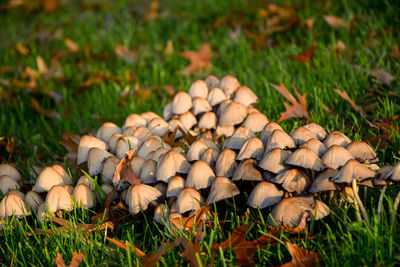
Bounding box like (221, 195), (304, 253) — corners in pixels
(0, 0), (400, 265)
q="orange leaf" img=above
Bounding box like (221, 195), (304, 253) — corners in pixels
(144, 0), (159, 21)
(333, 89), (362, 112)
(65, 38), (79, 53)
(169, 206), (211, 232)
(15, 43), (30, 56)
(42, 0), (58, 13)
(280, 242), (322, 267)
(177, 225), (205, 267)
(36, 55), (48, 75)
(303, 17), (315, 31)
(106, 237), (146, 258)
(178, 43), (216, 75)
(141, 241), (176, 267)
(55, 252), (84, 267)
(270, 83), (312, 122)
(390, 44), (400, 58)
(288, 41), (316, 63)
(323, 15), (350, 29)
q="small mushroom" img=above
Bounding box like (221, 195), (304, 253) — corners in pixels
(77, 135), (108, 165)
(73, 184), (95, 209)
(168, 119), (187, 139)
(323, 131), (351, 148)
(270, 168), (310, 194)
(191, 97), (212, 116)
(122, 126), (136, 136)
(179, 111), (197, 130)
(116, 136), (139, 159)
(215, 125), (235, 138)
(223, 126), (256, 150)
(140, 159), (157, 184)
(33, 165), (72, 192)
(241, 112), (269, 133)
(175, 188), (203, 214)
(285, 148), (325, 171)
(156, 150), (191, 182)
(248, 181), (284, 209)
(172, 92), (192, 114)
(218, 101), (248, 127)
(88, 148), (113, 176)
(205, 75), (220, 89)
(125, 184), (162, 215)
(200, 148), (219, 169)
(265, 129), (296, 152)
(102, 156), (119, 184)
(0, 191), (29, 219)
(259, 122), (284, 145)
(198, 112), (217, 129)
(152, 147), (170, 162)
(154, 203), (169, 225)
(309, 168), (338, 193)
(108, 133), (124, 154)
(258, 148), (290, 174)
(237, 137), (264, 161)
(185, 161), (215, 190)
(189, 80), (208, 99)
(25, 190), (43, 212)
(133, 126), (151, 140)
(333, 159), (375, 184)
(299, 138), (326, 157)
(96, 122), (122, 143)
(206, 177), (240, 205)
(45, 185), (73, 214)
(290, 126), (318, 146)
(233, 86), (258, 106)
(321, 145), (354, 169)
(137, 136), (163, 159)
(219, 75), (240, 98)
(347, 141), (378, 163)
(303, 122), (327, 140)
(141, 111), (161, 123)
(186, 140), (208, 162)
(0, 175), (20, 195)
(163, 102), (174, 121)
(232, 159), (263, 182)
(148, 117), (170, 136)
(77, 175), (95, 190)
(208, 88), (227, 106)
(0, 163), (22, 182)
(215, 149), (237, 177)
(166, 176), (185, 198)
(122, 113), (147, 129)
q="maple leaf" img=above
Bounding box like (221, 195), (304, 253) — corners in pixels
(270, 83), (312, 122)
(162, 125), (196, 148)
(288, 41), (316, 63)
(367, 69), (395, 85)
(323, 15), (350, 29)
(55, 252), (84, 267)
(280, 242), (322, 267)
(178, 43), (216, 75)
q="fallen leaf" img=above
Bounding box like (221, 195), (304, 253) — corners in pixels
(114, 148), (142, 186)
(178, 43), (216, 75)
(390, 44), (400, 58)
(169, 206), (211, 232)
(115, 45), (137, 64)
(141, 241), (176, 267)
(323, 15), (350, 29)
(43, 0), (58, 13)
(65, 38), (79, 53)
(106, 237), (146, 258)
(177, 225), (205, 267)
(280, 242), (322, 267)
(15, 43), (30, 55)
(58, 131), (81, 164)
(51, 217), (114, 235)
(162, 125), (197, 148)
(288, 41), (316, 63)
(144, 0), (159, 21)
(367, 69), (395, 85)
(270, 83), (312, 122)
(0, 136), (15, 158)
(36, 55), (48, 75)
(55, 252), (84, 267)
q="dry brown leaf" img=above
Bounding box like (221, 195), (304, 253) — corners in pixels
(390, 44), (400, 58)
(55, 252), (84, 267)
(323, 15), (350, 29)
(15, 43), (30, 56)
(106, 237), (146, 258)
(141, 241), (176, 267)
(288, 41), (316, 63)
(280, 242), (322, 267)
(169, 206), (211, 232)
(367, 69), (395, 85)
(65, 38), (79, 53)
(162, 125), (196, 148)
(177, 225), (205, 267)
(42, 0), (58, 13)
(0, 136), (15, 158)
(51, 217), (114, 234)
(178, 43), (216, 75)
(115, 45), (137, 64)
(144, 0), (159, 21)
(270, 83), (312, 122)
(59, 131), (81, 163)
(304, 17), (315, 31)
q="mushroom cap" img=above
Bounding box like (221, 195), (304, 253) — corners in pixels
(208, 87), (227, 106)
(198, 112), (217, 129)
(189, 80), (208, 99)
(303, 122), (327, 140)
(215, 125), (235, 138)
(63, 185), (74, 194)
(237, 137), (265, 161)
(280, 169), (311, 194)
(347, 141), (378, 163)
(152, 147), (169, 162)
(33, 165), (71, 192)
(215, 149), (237, 177)
(108, 133), (124, 154)
(265, 129), (296, 152)
(186, 140), (208, 162)
(73, 184), (95, 209)
(206, 177), (240, 205)
(25, 190), (43, 212)
(88, 147), (113, 176)
(179, 111), (197, 130)
(216, 99), (232, 117)
(258, 148), (290, 174)
(122, 126), (136, 136)
(218, 101), (248, 127)
(204, 75), (220, 89)
(96, 122), (122, 143)
(241, 112), (269, 133)
(130, 156), (144, 178)
(168, 119), (187, 139)
(0, 191), (29, 219)
(191, 97), (212, 116)
(123, 113), (147, 129)
(163, 102), (174, 121)
(172, 92), (192, 115)
(321, 145), (354, 169)
(140, 159), (157, 184)
(388, 162), (400, 182)
(156, 150), (191, 182)
(219, 75), (240, 97)
(52, 164), (72, 185)
(175, 188), (203, 214)
(290, 126), (318, 146)
(77, 175), (95, 190)
(185, 160), (215, 190)
(248, 181), (284, 209)
(299, 138), (326, 157)
(125, 184), (162, 215)
(77, 135), (108, 165)
(137, 136), (162, 159)
(116, 136), (139, 159)
(0, 175), (20, 195)
(259, 122), (284, 145)
(148, 117), (170, 136)
(334, 159), (376, 184)
(271, 168), (308, 186)
(223, 126), (256, 150)
(154, 203), (169, 225)
(232, 159), (263, 181)
(45, 185), (73, 214)
(309, 168), (338, 193)
(323, 131), (351, 148)
(285, 148), (325, 171)
(132, 126), (150, 140)
(0, 163), (22, 182)
(233, 86), (259, 107)
(102, 156), (119, 184)
(141, 111), (161, 123)
(200, 148), (219, 169)
(167, 176), (185, 198)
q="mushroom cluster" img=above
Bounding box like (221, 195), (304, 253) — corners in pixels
(1, 75), (398, 229)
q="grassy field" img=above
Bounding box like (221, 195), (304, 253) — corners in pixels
(0, 0), (400, 266)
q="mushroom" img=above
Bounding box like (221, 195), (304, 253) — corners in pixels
(232, 159), (263, 182)
(219, 75), (240, 98)
(241, 112), (269, 133)
(122, 126), (136, 136)
(215, 125), (235, 138)
(347, 141), (378, 163)
(96, 122), (122, 143)
(223, 126), (256, 150)
(191, 97), (212, 116)
(303, 122), (327, 140)
(148, 117), (170, 136)
(321, 145), (354, 169)
(271, 168), (310, 194)
(73, 184), (95, 209)
(179, 111), (197, 130)
(285, 148), (325, 171)
(323, 131), (351, 148)
(25, 190), (43, 212)
(186, 140), (208, 162)
(141, 111), (161, 123)
(33, 165), (72, 192)
(185, 161), (215, 190)
(204, 75), (220, 89)
(208, 88), (227, 106)
(237, 137), (264, 161)
(137, 136), (163, 159)
(172, 92), (192, 115)
(116, 136), (139, 159)
(175, 188), (203, 214)
(45, 185), (73, 214)
(163, 102), (174, 121)
(0, 164), (22, 182)
(206, 177), (240, 205)
(77, 175), (95, 190)
(215, 149), (237, 177)
(88, 147), (113, 176)
(248, 181), (284, 209)
(333, 159), (375, 184)
(77, 135), (108, 165)
(198, 112), (217, 130)
(258, 148), (290, 174)
(122, 113), (147, 129)
(233, 86), (258, 107)
(218, 101), (248, 127)
(102, 156), (119, 184)
(259, 122), (284, 145)
(200, 148), (219, 169)
(188, 80), (208, 99)
(0, 175), (20, 194)
(140, 159), (157, 184)
(0, 191), (29, 219)
(132, 126), (151, 140)
(108, 133), (124, 154)
(290, 126), (318, 146)
(309, 168), (338, 193)
(265, 129), (296, 153)
(156, 150), (191, 182)
(299, 138), (326, 157)
(152, 147), (170, 162)
(125, 184), (162, 215)
(154, 203), (169, 225)
(168, 119), (187, 139)
(167, 176), (185, 198)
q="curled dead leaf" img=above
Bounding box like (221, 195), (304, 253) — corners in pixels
(178, 43), (216, 75)
(280, 242), (321, 267)
(55, 252), (84, 267)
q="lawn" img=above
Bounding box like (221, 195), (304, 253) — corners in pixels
(0, 0), (399, 266)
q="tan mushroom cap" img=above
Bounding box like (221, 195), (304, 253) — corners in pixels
(141, 111), (161, 123)
(25, 190), (43, 212)
(167, 176), (185, 198)
(102, 156), (119, 184)
(192, 97), (212, 116)
(152, 147), (169, 162)
(0, 163), (22, 182)
(218, 101), (248, 127)
(116, 136), (139, 159)
(77, 135), (108, 165)
(223, 126), (256, 150)
(122, 126), (136, 136)
(108, 133), (124, 154)
(140, 159), (157, 184)
(215, 149), (237, 177)
(130, 156), (144, 178)
(233, 86), (259, 107)
(77, 175), (95, 190)
(208, 87), (227, 106)
(172, 92), (192, 115)
(303, 122), (327, 140)
(45, 185), (73, 214)
(88, 147), (113, 176)
(259, 122), (284, 145)
(309, 168), (338, 193)
(258, 148), (290, 174)
(163, 102), (174, 121)
(175, 188), (204, 214)
(237, 137), (265, 161)
(123, 113), (147, 129)
(215, 125), (235, 138)
(232, 159), (263, 182)
(200, 148), (219, 169)
(323, 131), (351, 148)
(248, 181), (284, 209)
(185, 160), (215, 190)
(125, 184), (162, 215)
(285, 148), (325, 171)
(136, 136), (162, 159)
(321, 145), (354, 169)
(148, 117), (170, 136)
(334, 159), (376, 184)
(189, 80), (208, 99)
(132, 126), (151, 140)
(0, 191), (29, 219)
(73, 184), (95, 209)
(206, 177), (240, 205)
(280, 169), (311, 194)
(168, 119), (187, 139)
(156, 150), (191, 182)
(290, 126), (318, 146)
(265, 129), (296, 152)
(0, 175), (20, 195)
(198, 112), (217, 129)
(96, 122), (122, 143)
(179, 111), (197, 130)
(219, 75), (240, 97)
(300, 138), (326, 157)
(33, 165), (72, 192)
(216, 99), (232, 117)
(204, 75), (220, 89)
(186, 140), (208, 161)
(347, 141), (378, 163)
(388, 162), (400, 182)
(241, 112), (269, 133)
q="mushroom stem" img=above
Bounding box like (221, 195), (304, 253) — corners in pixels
(377, 185), (387, 224)
(391, 190), (400, 228)
(351, 179), (370, 228)
(363, 186), (368, 206)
